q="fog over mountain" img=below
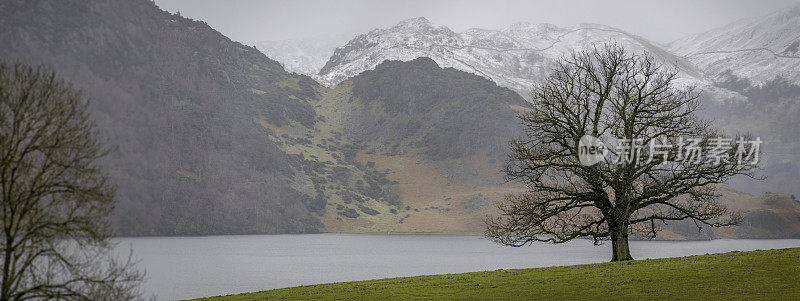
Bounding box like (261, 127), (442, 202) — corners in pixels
(261, 6), (800, 91)
(157, 0), (800, 89)
(2, 0), (799, 239)
(312, 17), (705, 92)
(155, 0), (800, 44)
(670, 3), (800, 85)
(253, 34), (351, 76)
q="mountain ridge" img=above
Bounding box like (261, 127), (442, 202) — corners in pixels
(307, 18), (707, 94)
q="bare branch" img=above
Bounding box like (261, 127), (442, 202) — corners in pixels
(486, 44), (758, 261)
(1, 63), (145, 300)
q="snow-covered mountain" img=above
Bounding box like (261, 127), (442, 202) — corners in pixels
(669, 3), (800, 85)
(254, 35), (350, 75)
(316, 17), (706, 93)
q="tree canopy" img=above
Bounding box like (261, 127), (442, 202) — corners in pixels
(486, 44), (759, 261)
(0, 63), (143, 300)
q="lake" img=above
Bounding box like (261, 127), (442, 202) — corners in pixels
(114, 234), (800, 300)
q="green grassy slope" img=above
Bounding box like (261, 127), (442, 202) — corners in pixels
(194, 248), (800, 300)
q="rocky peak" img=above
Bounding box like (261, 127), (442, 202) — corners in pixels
(395, 17), (433, 29)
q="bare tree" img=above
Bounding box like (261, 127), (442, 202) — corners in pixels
(485, 45), (758, 261)
(0, 63), (144, 300)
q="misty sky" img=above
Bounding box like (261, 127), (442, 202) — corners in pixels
(154, 0), (800, 45)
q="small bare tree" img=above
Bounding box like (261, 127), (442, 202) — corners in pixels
(486, 45), (758, 261)
(1, 63), (144, 300)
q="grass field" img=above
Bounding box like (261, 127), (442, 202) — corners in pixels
(193, 248), (800, 300)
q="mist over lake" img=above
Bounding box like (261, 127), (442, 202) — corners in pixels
(115, 234), (800, 300)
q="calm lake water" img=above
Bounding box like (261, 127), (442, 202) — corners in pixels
(114, 234), (800, 300)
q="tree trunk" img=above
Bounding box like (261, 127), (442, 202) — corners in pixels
(610, 224), (633, 261)
(2, 234), (12, 301)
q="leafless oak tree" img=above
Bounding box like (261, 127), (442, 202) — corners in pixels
(0, 63), (144, 300)
(486, 45), (758, 261)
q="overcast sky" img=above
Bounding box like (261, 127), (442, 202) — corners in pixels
(154, 0), (800, 44)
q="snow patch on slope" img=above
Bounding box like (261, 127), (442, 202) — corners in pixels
(669, 3), (800, 85)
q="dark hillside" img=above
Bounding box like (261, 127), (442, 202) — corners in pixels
(347, 57), (528, 160)
(0, 0), (323, 235)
